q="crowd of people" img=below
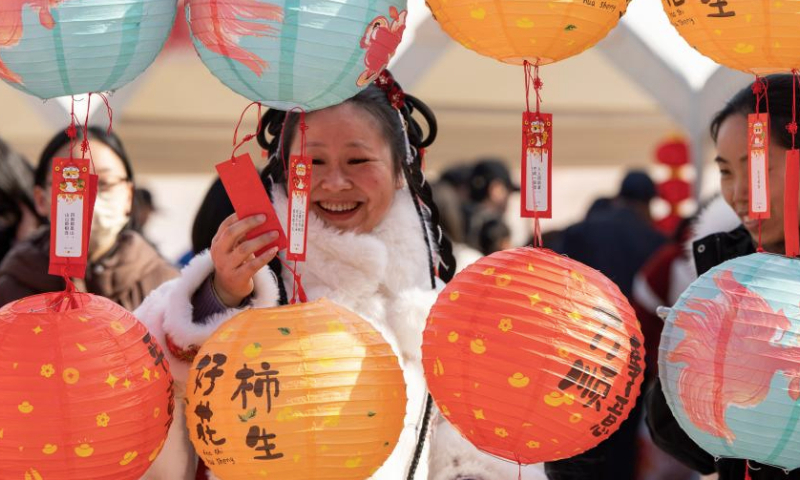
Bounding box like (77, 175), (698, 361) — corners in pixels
(0, 72), (799, 480)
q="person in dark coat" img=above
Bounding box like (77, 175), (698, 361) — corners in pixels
(0, 127), (177, 310)
(545, 171), (667, 480)
(646, 75), (800, 480)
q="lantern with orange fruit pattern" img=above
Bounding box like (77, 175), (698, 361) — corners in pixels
(185, 298), (407, 480)
(661, 0), (800, 75)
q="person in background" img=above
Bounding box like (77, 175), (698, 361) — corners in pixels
(477, 216), (512, 255)
(0, 126), (178, 310)
(132, 187), (157, 234)
(0, 138), (40, 261)
(464, 158), (518, 251)
(646, 74), (800, 480)
(176, 177), (235, 268)
(433, 164), (474, 246)
(545, 170), (667, 480)
(433, 165), (482, 271)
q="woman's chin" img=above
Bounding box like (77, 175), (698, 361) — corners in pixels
(315, 208), (364, 232)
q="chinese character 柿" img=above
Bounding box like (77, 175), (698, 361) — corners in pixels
(231, 362), (280, 412)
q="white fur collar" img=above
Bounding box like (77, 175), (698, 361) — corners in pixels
(685, 195), (741, 255)
(271, 187), (435, 314)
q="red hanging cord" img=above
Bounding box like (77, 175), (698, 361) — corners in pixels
(62, 97), (81, 291)
(752, 76), (769, 252)
(278, 108), (308, 303)
(231, 101), (264, 160)
(784, 71), (800, 257)
(524, 60), (544, 247)
(278, 107), (308, 172)
(50, 266), (79, 312)
(790, 71), (798, 151)
(278, 257), (307, 304)
(253, 105), (310, 304)
(67, 97), (78, 159)
(94, 92), (114, 135)
(258, 103), (268, 159)
(79, 93), (98, 173)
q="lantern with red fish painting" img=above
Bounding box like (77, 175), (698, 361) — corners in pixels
(186, 0), (408, 110)
(660, 253), (800, 470)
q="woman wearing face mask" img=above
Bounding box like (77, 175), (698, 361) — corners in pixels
(136, 72), (545, 480)
(645, 75), (800, 480)
(0, 127), (178, 310)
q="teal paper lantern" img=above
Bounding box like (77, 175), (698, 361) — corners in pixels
(186, 0), (408, 111)
(660, 253), (800, 470)
(0, 0), (176, 100)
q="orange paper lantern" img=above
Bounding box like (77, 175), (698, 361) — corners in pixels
(422, 247), (645, 464)
(662, 0), (800, 74)
(0, 292), (174, 480)
(185, 299), (406, 480)
(425, 0), (628, 65)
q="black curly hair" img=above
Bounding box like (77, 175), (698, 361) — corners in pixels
(256, 75), (457, 289)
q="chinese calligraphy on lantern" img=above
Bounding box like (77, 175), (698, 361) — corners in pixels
(555, 306), (644, 436)
(191, 355), (285, 463)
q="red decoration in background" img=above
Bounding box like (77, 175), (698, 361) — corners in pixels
(653, 138), (692, 236)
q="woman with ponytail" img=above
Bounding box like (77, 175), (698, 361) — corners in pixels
(136, 71), (487, 480)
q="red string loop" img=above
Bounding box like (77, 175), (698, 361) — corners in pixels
(752, 76), (770, 251)
(272, 106), (309, 303)
(94, 92), (114, 135)
(232, 101), (264, 160)
(277, 257), (307, 304)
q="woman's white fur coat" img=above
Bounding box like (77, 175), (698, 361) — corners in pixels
(136, 188), (546, 480)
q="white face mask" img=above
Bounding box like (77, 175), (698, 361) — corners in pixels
(89, 190), (130, 253)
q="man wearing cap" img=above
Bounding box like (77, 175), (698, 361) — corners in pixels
(464, 159), (519, 253)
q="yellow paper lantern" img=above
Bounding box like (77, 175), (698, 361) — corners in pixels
(661, 0), (800, 74)
(185, 299), (407, 480)
(425, 0), (628, 65)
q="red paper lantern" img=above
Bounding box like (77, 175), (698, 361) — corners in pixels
(422, 247), (645, 464)
(655, 139), (690, 167)
(657, 179), (692, 204)
(0, 292), (174, 480)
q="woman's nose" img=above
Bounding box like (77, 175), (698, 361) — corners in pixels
(319, 167), (352, 191)
(732, 173), (750, 208)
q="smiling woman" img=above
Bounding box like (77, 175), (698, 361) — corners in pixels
(133, 71), (488, 480)
(299, 103), (399, 233)
(645, 74), (800, 480)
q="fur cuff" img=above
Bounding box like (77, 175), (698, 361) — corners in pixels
(387, 287), (439, 364)
(429, 413), (547, 480)
(161, 251), (281, 351)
